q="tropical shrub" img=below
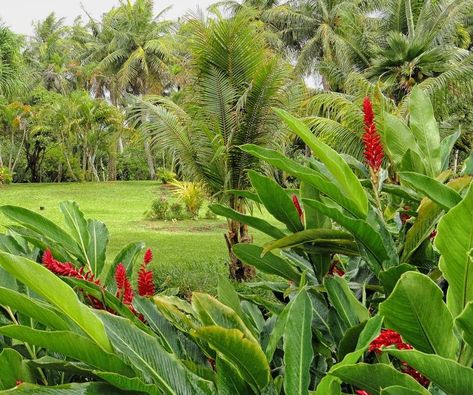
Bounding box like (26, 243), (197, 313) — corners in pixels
(171, 180), (206, 218)
(146, 196), (170, 220)
(156, 167), (177, 184)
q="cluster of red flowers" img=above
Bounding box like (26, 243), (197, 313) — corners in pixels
(362, 97), (384, 173)
(42, 247), (156, 314)
(368, 329), (413, 353)
(292, 195), (304, 222)
(42, 249), (105, 309)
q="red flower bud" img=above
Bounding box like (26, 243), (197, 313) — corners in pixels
(292, 194), (304, 221)
(144, 248), (153, 265)
(362, 97), (384, 173)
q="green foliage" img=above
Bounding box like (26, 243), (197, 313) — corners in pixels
(0, 166), (13, 184)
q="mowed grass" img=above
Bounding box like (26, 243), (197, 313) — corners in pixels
(0, 181), (272, 293)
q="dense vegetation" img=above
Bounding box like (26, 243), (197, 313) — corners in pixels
(0, 0), (473, 393)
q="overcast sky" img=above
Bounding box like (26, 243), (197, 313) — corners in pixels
(0, 0), (217, 36)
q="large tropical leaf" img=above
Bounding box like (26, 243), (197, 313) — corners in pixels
(379, 272), (458, 358)
(195, 326), (270, 393)
(329, 363), (429, 395)
(283, 289), (313, 395)
(387, 349), (473, 395)
(98, 312), (214, 395)
(436, 185), (473, 318)
(0, 252), (111, 352)
(0, 326), (132, 376)
(274, 108), (368, 218)
(0, 349), (33, 389)
(232, 243), (301, 282)
(248, 170), (303, 233)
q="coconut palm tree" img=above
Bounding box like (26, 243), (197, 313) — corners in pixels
(0, 25), (24, 97)
(86, 0), (174, 180)
(130, 12), (293, 279)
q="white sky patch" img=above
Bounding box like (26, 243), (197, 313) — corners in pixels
(0, 0), (217, 36)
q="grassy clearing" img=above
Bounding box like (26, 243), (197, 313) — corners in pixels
(0, 181), (272, 293)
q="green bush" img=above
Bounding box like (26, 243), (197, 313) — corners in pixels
(0, 167), (12, 184)
(156, 167), (176, 184)
(146, 196), (170, 220)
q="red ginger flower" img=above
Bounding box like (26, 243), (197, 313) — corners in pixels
(362, 97), (384, 173)
(138, 250), (155, 297)
(144, 248), (153, 264)
(292, 195), (304, 221)
(369, 329), (412, 353)
(356, 391), (370, 395)
(114, 263), (134, 305)
(328, 260), (345, 277)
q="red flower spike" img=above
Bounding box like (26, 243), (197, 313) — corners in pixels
(138, 266), (155, 297)
(402, 365), (430, 387)
(114, 263), (134, 305)
(292, 195), (304, 221)
(369, 329), (412, 353)
(144, 248), (153, 265)
(356, 391), (370, 395)
(114, 263), (126, 291)
(362, 97), (384, 173)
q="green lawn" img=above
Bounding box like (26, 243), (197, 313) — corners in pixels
(0, 181), (271, 293)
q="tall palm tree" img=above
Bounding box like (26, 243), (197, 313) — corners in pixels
(86, 0), (174, 180)
(130, 12), (293, 279)
(0, 25), (24, 97)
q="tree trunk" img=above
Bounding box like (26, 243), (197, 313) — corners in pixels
(224, 196), (255, 281)
(144, 138), (156, 180)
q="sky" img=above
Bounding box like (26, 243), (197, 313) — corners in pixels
(0, 0), (217, 36)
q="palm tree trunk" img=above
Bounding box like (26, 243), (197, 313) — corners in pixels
(224, 196), (255, 281)
(144, 138), (156, 180)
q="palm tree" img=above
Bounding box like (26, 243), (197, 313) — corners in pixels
(130, 12), (293, 279)
(0, 25), (24, 97)
(86, 0), (174, 180)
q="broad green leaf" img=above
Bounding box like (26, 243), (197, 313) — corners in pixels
(240, 145), (365, 218)
(195, 326), (270, 393)
(249, 170), (303, 233)
(262, 229), (358, 257)
(29, 356), (96, 379)
(408, 86), (441, 176)
(315, 316), (383, 395)
(440, 130), (460, 171)
(0, 206), (80, 257)
(300, 182), (330, 229)
(325, 275), (369, 329)
(86, 219), (109, 277)
(1, 382), (127, 394)
(381, 113), (419, 165)
(233, 244), (301, 282)
(59, 201), (90, 267)
(217, 276), (256, 335)
(402, 176), (472, 261)
(226, 189), (262, 204)
(379, 272), (458, 358)
(0, 326), (131, 376)
(399, 149), (428, 175)
(0, 252), (111, 352)
(330, 363), (429, 395)
(274, 108), (368, 217)
(283, 289), (313, 395)
(381, 387), (423, 395)
(98, 312), (214, 395)
(400, 172), (461, 210)
(192, 292), (257, 343)
(215, 357), (251, 395)
(0, 349), (33, 389)
(436, 185), (473, 318)
(94, 372), (160, 395)
(379, 264), (417, 295)
(0, 287), (70, 331)
(210, 204), (285, 239)
(456, 301), (473, 350)
(265, 303), (290, 362)
(303, 199), (391, 273)
(387, 349), (473, 395)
